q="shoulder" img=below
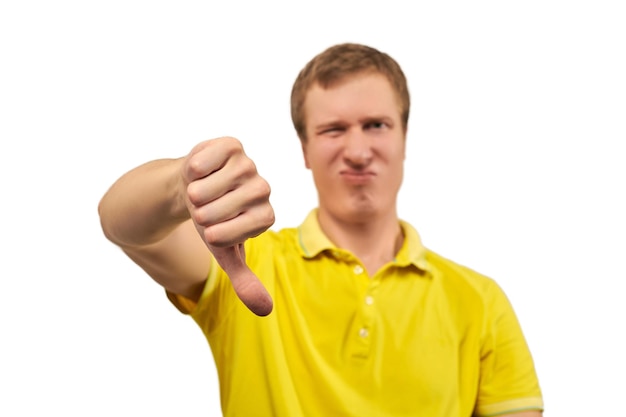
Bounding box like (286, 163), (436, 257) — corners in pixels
(423, 249), (513, 317)
(425, 249), (499, 293)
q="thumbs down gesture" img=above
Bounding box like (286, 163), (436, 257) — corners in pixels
(181, 137), (275, 316)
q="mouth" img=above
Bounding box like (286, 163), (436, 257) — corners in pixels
(340, 170), (376, 185)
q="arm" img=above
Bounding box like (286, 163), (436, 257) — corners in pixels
(475, 281), (544, 417)
(98, 156), (210, 300)
(98, 137), (275, 314)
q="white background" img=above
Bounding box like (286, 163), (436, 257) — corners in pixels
(1, 1), (624, 415)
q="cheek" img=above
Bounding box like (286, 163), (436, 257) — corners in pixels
(381, 143), (406, 165)
(308, 143), (340, 168)
(397, 140), (408, 162)
(385, 147), (406, 182)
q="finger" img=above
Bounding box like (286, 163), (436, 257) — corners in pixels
(183, 147), (225, 184)
(182, 137), (242, 183)
(189, 179), (272, 237)
(185, 157), (252, 208)
(210, 244), (273, 316)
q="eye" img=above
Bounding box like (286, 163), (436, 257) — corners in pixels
(321, 127), (345, 137)
(365, 121), (387, 130)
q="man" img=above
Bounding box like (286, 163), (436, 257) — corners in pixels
(99, 43), (543, 416)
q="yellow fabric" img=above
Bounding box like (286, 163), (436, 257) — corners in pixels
(172, 209), (543, 417)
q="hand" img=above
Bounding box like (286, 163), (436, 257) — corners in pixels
(181, 137), (275, 316)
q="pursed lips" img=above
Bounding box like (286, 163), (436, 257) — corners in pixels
(340, 169), (376, 184)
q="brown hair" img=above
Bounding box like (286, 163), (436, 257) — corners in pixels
(290, 43), (410, 142)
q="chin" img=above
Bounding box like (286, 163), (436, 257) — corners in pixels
(321, 193), (384, 222)
(343, 203), (379, 223)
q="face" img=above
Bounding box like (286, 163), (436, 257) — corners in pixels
(302, 72), (406, 223)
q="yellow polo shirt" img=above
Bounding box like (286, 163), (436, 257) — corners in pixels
(171, 210), (543, 416)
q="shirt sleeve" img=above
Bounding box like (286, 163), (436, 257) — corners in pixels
(474, 281), (544, 416)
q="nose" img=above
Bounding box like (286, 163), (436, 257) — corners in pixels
(343, 129), (373, 167)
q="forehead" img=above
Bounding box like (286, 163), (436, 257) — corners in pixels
(303, 73), (401, 125)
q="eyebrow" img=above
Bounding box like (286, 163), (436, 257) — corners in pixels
(360, 115), (394, 124)
(315, 115), (394, 129)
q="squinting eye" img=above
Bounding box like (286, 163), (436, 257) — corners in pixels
(322, 127), (344, 136)
(366, 122), (385, 130)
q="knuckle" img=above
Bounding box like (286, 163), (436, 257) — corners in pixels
(249, 208), (275, 238)
(188, 205), (207, 226)
(262, 206), (275, 228)
(203, 226), (232, 248)
(236, 157), (257, 177)
(183, 155), (205, 182)
(222, 136), (244, 154)
(247, 176), (271, 200)
(186, 182), (203, 206)
(260, 178), (271, 197)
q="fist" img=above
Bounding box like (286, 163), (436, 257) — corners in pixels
(181, 137), (275, 316)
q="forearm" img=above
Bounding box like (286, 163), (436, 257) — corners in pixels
(98, 158), (189, 248)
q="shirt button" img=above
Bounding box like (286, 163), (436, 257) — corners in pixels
(359, 328), (369, 338)
(353, 265), (364, 275)
(364, 296), (374, 305)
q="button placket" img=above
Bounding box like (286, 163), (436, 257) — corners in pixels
(352, 277), (379, 358)
(342, 257), (376, 358)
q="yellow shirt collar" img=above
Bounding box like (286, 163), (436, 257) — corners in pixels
(297, 209), (429, 271)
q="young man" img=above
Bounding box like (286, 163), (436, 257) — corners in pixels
(99, 43), (543, 416)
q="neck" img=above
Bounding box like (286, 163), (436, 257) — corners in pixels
(317, 208), (404, 275)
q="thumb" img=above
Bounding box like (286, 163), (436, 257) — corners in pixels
(210, 244), (273, 316)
